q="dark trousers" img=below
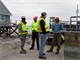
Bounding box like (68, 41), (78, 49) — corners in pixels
(31, 33), (39, 48)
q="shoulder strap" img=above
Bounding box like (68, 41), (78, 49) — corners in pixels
(20, 21), (23, 25)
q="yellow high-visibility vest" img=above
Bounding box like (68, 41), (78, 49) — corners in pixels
(38, 17), (49, 32)
(18, 21), (27, 35)
(30, 20), (39, 32)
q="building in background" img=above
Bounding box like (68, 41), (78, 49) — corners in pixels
(0, 0), (12, 25)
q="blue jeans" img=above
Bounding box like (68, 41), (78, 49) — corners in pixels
(39, 33), (47, 57)
(20, 34), (27, 49)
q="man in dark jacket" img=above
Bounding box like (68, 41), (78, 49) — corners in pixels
(38, 12), (49, 59)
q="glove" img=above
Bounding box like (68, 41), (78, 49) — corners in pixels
(33, 30), (36, 33)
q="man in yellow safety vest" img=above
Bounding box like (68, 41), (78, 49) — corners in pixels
(18, 16), (28, 54)
(29, 16), (39, 50)
(38, 12), (49, 59)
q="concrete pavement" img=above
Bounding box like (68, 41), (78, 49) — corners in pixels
(0, 45), (64, 60)
(0, 35), (64, 60)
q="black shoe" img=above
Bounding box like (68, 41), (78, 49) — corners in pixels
(37, 48), (39, 50)
(43, 53), (45, 55)
(29, 47), (34, 50)
(55, 52), (59, 54)
(39, 56), (46, 59)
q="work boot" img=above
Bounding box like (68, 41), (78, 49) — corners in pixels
(43, 53), (45, 55)
(47, 48), (53, 52)
(39, 56), (46, 59)
(20, 48), (26, 54)
(22, 49), (26, 51)
(29, 47), (34, 50)
(47, 44), (54, 52)
(55, 51), (59, 54)
(37, 48), (39, 50)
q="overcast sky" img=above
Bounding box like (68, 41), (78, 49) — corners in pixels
(1, 0), (80, 25)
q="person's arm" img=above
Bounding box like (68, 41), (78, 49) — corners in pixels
(40, 20), (46, 34)
(18, 24), (25, 32)
(57, 24), (64, 34)
(52, 24), (55, 34)
(60, 24), (64, 30)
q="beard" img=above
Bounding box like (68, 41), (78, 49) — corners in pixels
(55, 20), (59, 23)
(22, 20), (25, 22)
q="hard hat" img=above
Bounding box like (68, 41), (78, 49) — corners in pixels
(34, 16), (38, 19)
(41, 12), (47, 16)
(55, 17), (59, 20)
(21, 16), (26, 18)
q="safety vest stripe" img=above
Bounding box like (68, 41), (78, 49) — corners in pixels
(32, 26), (37, 28)
(20, 22), (23, 25)
(18, 30), (27, 33)
(38, 27), (48, 30)
(18, 32), (27, 33)
(18, 32), (24, 33)
(45, 27), (48, 29)
(38, 29), (48, 31)
(37, 17), (49, 32)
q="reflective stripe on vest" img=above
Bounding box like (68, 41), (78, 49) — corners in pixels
(38, 27), (48, 31)
(18, 30), (27, 33)
(18, 21), (27, 35)
(38, 18), (49, 32)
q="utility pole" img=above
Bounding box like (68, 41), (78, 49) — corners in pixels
(76, 4), (79, 31)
